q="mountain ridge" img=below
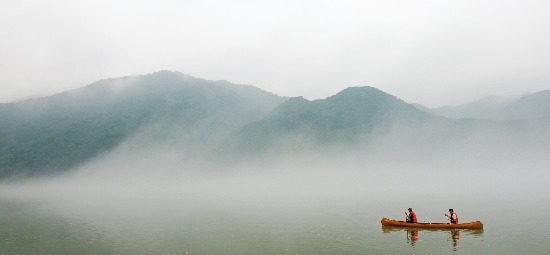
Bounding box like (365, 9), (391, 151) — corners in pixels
(429, 90), (550, 120)
(0, 71), (286, 178)
(1, 71), (548, 179)
(223, 86), (435, 156)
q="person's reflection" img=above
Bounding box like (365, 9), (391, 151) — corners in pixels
(406, 230), (419, 247)
(449, 229), (460, 250)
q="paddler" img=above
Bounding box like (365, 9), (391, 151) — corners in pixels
(405, 208), (417, 223)
(445, 209), (459, 224)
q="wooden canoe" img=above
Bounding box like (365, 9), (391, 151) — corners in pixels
(381, 217), (483, 229)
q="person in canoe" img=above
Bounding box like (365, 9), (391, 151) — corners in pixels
(405, 208), (417, 223)
(445, 209), (459, 224)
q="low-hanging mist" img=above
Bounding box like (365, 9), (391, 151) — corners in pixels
(1, 71), (549, 223)
(2, 110), (549, 209)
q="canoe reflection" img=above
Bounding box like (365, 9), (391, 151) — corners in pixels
(449, 229), (460, 250)
(407, 229), (419, 247)
(382, 226), (483, 249)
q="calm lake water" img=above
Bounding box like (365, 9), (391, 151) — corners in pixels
(1, 190), (549, 255)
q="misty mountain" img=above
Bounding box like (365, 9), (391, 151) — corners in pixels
(1, 71), (548, 179)
(411, 103), (432, 113)
(224, 87), (435, 156)
(0, 71), (285, 178)
(430, 90), (550, 120)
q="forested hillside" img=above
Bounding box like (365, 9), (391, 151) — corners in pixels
(0, 71), (285, 178)
(224, 87), (435, 155)
(2, 71), (549, 179)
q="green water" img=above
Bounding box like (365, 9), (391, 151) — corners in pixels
(1, 192), (549, 254)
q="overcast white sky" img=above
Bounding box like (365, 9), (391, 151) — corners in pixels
(1, 0), (549, 107)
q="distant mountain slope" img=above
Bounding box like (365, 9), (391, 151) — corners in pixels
(431, 90), (550, 120)
(0, 71), (285, 178)
(225, 86), (435, 155)
(2, 72), (548, 179)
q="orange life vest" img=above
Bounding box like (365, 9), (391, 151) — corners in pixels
(411, 211), (417, 222)
(450, 212), (459, 224)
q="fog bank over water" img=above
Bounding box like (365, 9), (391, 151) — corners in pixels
(2, 117), (549, 220)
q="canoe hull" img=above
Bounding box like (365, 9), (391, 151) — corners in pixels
(381, 217), (483, 229)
